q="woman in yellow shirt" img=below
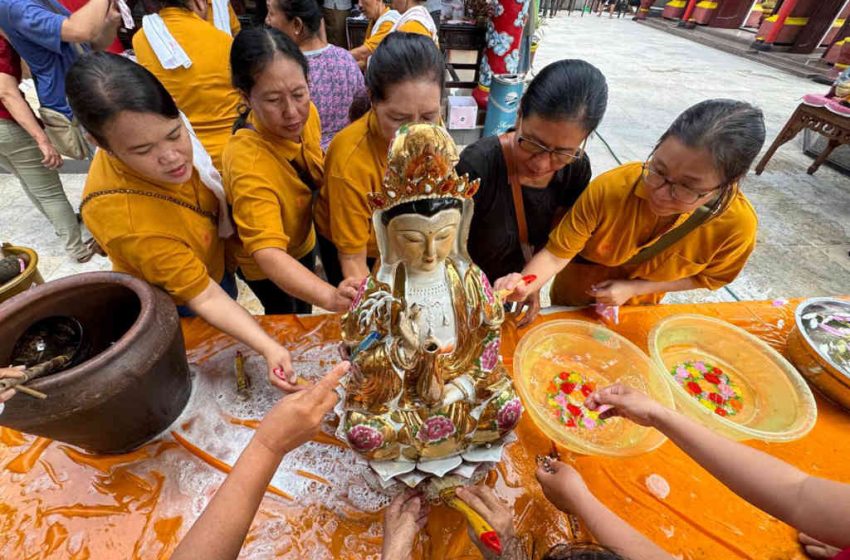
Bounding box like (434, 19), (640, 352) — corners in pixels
(223, 27), (358, 315)
(389, 0), (438, 42)
(349, 0), (400, 69)
(67, 53), (300, 393)
(204, 0), (241, 35)
(496, 99), (765, 311)
(133, 0), (241, 171)
(315, 32), (444, 285)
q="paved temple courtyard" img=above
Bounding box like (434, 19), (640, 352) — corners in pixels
(1, 13), (848, 309)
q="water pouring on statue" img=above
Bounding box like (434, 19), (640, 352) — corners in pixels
(336, 124), (524, 503)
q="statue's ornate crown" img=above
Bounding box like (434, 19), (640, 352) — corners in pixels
(368, 123), (480, 211)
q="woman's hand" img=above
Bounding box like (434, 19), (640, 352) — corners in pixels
(0, 366), (25, 405)
(37, 139), (63, 170)
(263, 343), (303, 393)
(585, 383), (667, 428)
(494, 273), (532, 303)
(516, 290), (541, 328)
(254, 361), (349, 455)
(587, 279), (636, 306)
(799, 532), (842, 559)
(535, 460), (594, 515)
(381, 491), (430, 560)
(456, 485), (518, 559)
(325, 277), (362, 312)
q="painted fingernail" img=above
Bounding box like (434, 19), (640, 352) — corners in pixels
(522, 274), (537, 284)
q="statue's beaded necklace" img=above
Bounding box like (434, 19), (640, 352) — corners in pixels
(406, 264), (456, 346)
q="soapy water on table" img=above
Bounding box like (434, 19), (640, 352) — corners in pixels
(167, 342), (395, 515)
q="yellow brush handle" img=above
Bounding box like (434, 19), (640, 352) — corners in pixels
(446, 496), (494, 536)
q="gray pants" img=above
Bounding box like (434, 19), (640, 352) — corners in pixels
(0, 119), (87, 259)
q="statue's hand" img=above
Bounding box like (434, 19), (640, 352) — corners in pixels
(398, 304), (422, 354)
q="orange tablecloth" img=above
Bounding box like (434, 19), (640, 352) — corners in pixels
(1, 299), (848, 559)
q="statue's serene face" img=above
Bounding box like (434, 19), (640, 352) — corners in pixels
(387, 209), (461, 273)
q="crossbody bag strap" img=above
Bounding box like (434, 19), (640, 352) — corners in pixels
(79, 189), (218, 221)
(498, 133), (533, 262)
(624, 205), (712, 267)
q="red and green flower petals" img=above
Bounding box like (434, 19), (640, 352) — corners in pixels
(669, 360), (743, 418)
(546, 371), (605, 430)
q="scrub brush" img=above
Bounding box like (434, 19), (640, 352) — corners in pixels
(425, 477), (502, 555)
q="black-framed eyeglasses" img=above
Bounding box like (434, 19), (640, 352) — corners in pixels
(642, 159), (724, 204)
(517, 134), (586, 165)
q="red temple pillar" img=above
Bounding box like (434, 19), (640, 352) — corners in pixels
(744, 2), (766, 28)
(755, 0), (811, 49)
(662, 0), (688, 20)
(635, 0), (654, 20)
(836, 41), (850, 73)
(678, 0), (699, 26)
(825, 19), (850, 65)
(822, 4), (850, 47)
(691, 1), (720, 25)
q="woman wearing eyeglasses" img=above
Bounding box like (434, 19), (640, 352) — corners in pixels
(456, 60), (607, 323)
(494, 99), (765, 310)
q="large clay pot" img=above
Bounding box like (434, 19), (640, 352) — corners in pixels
(0, 243), (44, 304)
(0, 272), (191, 454)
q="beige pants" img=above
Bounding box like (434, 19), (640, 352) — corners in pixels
(0, 119), (87, 259)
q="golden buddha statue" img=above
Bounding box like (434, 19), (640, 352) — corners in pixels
(337, 123), (522, 488)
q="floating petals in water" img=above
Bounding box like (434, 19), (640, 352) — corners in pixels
(545, 370), (606, 430)
(669, 360), (743, 418)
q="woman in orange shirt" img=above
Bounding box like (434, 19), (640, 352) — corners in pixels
(496, 99), (765, 312)
(389, 0), (438, 41)
(223, 27), (359, 315)
(349, 0), (399, 69)
(315, 33), (444, 285)
(67, 53), (301, 392)
(133, 0), (241, 171)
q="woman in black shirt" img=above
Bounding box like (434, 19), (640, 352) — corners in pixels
(457, 59), (608, 324)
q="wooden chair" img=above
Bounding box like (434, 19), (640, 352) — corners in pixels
(756, 102), (850, 175)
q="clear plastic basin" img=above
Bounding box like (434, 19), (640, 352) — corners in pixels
(514, 320), (675, 457)
(648, 314), (817, 442)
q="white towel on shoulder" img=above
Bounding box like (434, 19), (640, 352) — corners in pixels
(180, 114), (234, 238)
(141, 14), (192, 70)
(117, 0), (135, 29)
(211, 0), (232, 35)
(390, 5), (438, 41)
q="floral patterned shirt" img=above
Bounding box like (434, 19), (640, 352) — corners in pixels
(304, 45), (366, 150)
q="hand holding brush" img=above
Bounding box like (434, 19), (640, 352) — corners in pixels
(495, 274), (538, 302)
(455, 485), (521, 558)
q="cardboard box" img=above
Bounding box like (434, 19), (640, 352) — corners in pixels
(447, 96), (477, 130)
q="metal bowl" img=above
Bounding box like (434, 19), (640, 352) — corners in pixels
(787, 298), (850, 411)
